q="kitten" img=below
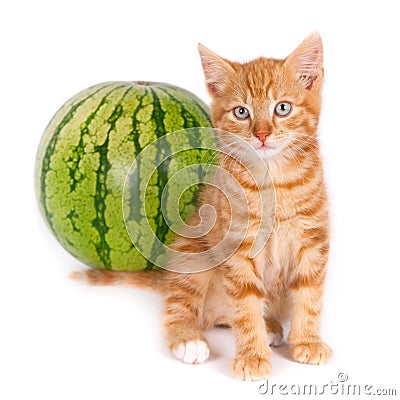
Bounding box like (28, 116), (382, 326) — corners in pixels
(72, 32), (331, 381)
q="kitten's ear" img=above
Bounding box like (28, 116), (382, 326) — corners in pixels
(285, 32), (323, 90)
(198, 44), (235, 97)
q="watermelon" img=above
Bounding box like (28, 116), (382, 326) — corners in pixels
(35, 81), (216, 271)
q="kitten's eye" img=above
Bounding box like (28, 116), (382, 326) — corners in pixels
(233, 106), (250, 120)
(275, 102), (292, 117)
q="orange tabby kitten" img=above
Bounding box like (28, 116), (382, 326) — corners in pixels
(72, 32), (331, 381)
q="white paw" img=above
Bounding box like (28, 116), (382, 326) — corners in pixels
(268, 331), (283, 347)
(172, 340), (210, 364)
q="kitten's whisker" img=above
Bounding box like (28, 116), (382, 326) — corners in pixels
(287, 132), (318, 141)
(286, 137), (320, 159)
(220, 141), (247, 171)
(287, 132), (316, 138)
(288, 137), (319, 150)
(284, 147), (304, 172)
(286, 133), (319, 149)
(288, 142), (318, 170)
(286, 133), (320, 150)
(200, 137), (245, 176)
(285, 138), (317, 161)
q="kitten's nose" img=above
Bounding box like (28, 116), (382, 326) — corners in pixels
(255, 131), (271, 144)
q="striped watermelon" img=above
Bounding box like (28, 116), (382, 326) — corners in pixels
(35, 81), (215, 271)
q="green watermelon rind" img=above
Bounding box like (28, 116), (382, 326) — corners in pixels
(35, 81), (214, 271)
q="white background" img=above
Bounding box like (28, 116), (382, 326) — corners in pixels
(1, 0), (400, 399)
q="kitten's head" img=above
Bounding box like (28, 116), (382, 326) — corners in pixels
(198, 33), (323, 164)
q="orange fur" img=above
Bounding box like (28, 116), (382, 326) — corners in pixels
(72, 32), (331, 381)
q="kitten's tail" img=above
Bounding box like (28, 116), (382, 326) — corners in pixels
(70, 269), (162, 291)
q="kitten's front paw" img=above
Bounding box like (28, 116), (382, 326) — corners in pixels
(171, 340), (210, 364)
(231, 356), (271, 381)
(267, 331), (283, 347)
(291, 342), (332, 365)
(266, 318), (284, 347)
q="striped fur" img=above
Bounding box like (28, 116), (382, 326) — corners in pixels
(73, 32), (331, 381)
